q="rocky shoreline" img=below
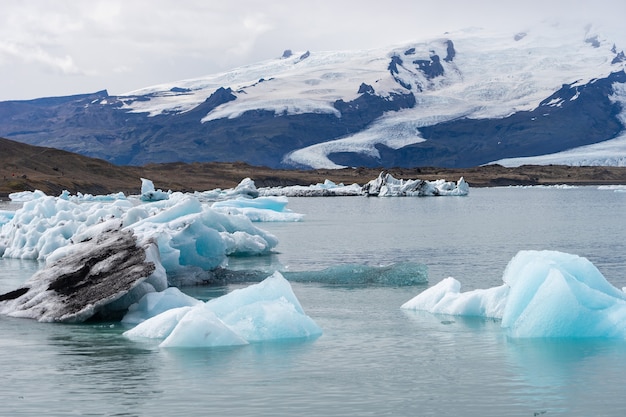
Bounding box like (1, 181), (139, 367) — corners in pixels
(2, 137), (626, 197)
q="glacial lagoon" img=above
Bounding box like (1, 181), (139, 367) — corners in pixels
(2, 186), (626, 416)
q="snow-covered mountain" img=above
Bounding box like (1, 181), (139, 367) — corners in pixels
(1, 23), (625, 169)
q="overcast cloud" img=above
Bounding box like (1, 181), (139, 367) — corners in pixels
(0, 0), (624, 101)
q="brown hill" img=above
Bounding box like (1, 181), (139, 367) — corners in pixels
(2, 137), (626, 198)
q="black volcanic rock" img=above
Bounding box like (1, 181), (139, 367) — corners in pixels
(358, 83), (375, 94)
(388, 55), (403, 74)
(613, 51), (626, 64)
(444, 40), (455, 62)
(414, 55), (445, 79)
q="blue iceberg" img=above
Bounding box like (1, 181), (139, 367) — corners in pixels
(402, 250), (626, 338)
(123, 272), (322, 347)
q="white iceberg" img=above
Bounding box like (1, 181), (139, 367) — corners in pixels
(121, 287), (203, 325)
(402, 250), (626, 338)
(258, 179), (364, 197)
(124, 272), (322, 347)
(257, 175), (469, 197)
(363, 172), (469, 197)
(211, 196), (304, 222)
(140, 178), (171, 201)
(193, 177), (259, 202)
(0, 189), (278, 285)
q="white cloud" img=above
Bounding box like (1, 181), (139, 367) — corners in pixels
(0, 41), (83, 75)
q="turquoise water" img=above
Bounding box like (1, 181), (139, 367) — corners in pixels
(2, 187), (626, 416)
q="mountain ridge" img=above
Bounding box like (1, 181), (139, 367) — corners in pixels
(0, 24), (625, 169)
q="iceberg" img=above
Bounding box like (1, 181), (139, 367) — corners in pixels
(258, 179), (364, 197)
(257, 174), (469, 197)
(0, 180), (323, 340)
(0, 209), (13, 226)
(363, 172), (469, 197)
(140, 178), (171, 201)
(402, 250), (626, 338)
(193, 177), (260, 202)
(211, 196), (304, 222)
(0, 190), (278, 284)
(121, 287), (202, 325)
(124, 272), (322, 347)
(0, 220), (167, 322)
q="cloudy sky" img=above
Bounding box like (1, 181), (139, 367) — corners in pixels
(0, 0), (624, 101)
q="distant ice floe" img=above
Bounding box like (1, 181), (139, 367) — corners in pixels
(140, 178), (171, 201)
(211, 196), (304, 222)
(362, 172), (469, 197)
(257, 179), (364, 197)
(598, 185), (626, 192)
(402, 250), (626, 338)
(259, 173), (469, 197)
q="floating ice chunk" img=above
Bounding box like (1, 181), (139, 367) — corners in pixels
(501, 251), (626, 338)
(285, 262), (428, 286)
(258, 180), (364, 197)
(124, 272), (322, 348)
(402, 250), (626, 338)
(122, 287), (202, 325)
(140, 178), (170, 201)
(227, 177), (259, 199)
(59, 190), (127, 202)
(0, 220), (163, 322)
(127, 195), (278, 277)
(211, 196), (304, 222)
(193, 178), (260, 202)
(363, 172), (469, 196)
(8, 190), (47, 202)
(401, 277), (508, 317)
(160, 306), (249, 348)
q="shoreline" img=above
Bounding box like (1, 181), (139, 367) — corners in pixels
(3, 162), (626, 199)
(3, 133), (626, 198)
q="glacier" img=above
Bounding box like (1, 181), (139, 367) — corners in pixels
(2, 23), (624, 169)
(117, 23), (626, 169)
(402, 250), (626, 338)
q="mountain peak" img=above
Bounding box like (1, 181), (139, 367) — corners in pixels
(0, 24), (624, 169)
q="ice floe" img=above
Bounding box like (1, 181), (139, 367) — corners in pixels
(402, 250), (626, 338)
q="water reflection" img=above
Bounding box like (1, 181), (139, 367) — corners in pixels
(47, 323), (161, 413)
(505, 338), (626, 414)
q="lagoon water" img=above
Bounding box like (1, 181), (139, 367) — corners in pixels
(2, 186), (626, 416)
